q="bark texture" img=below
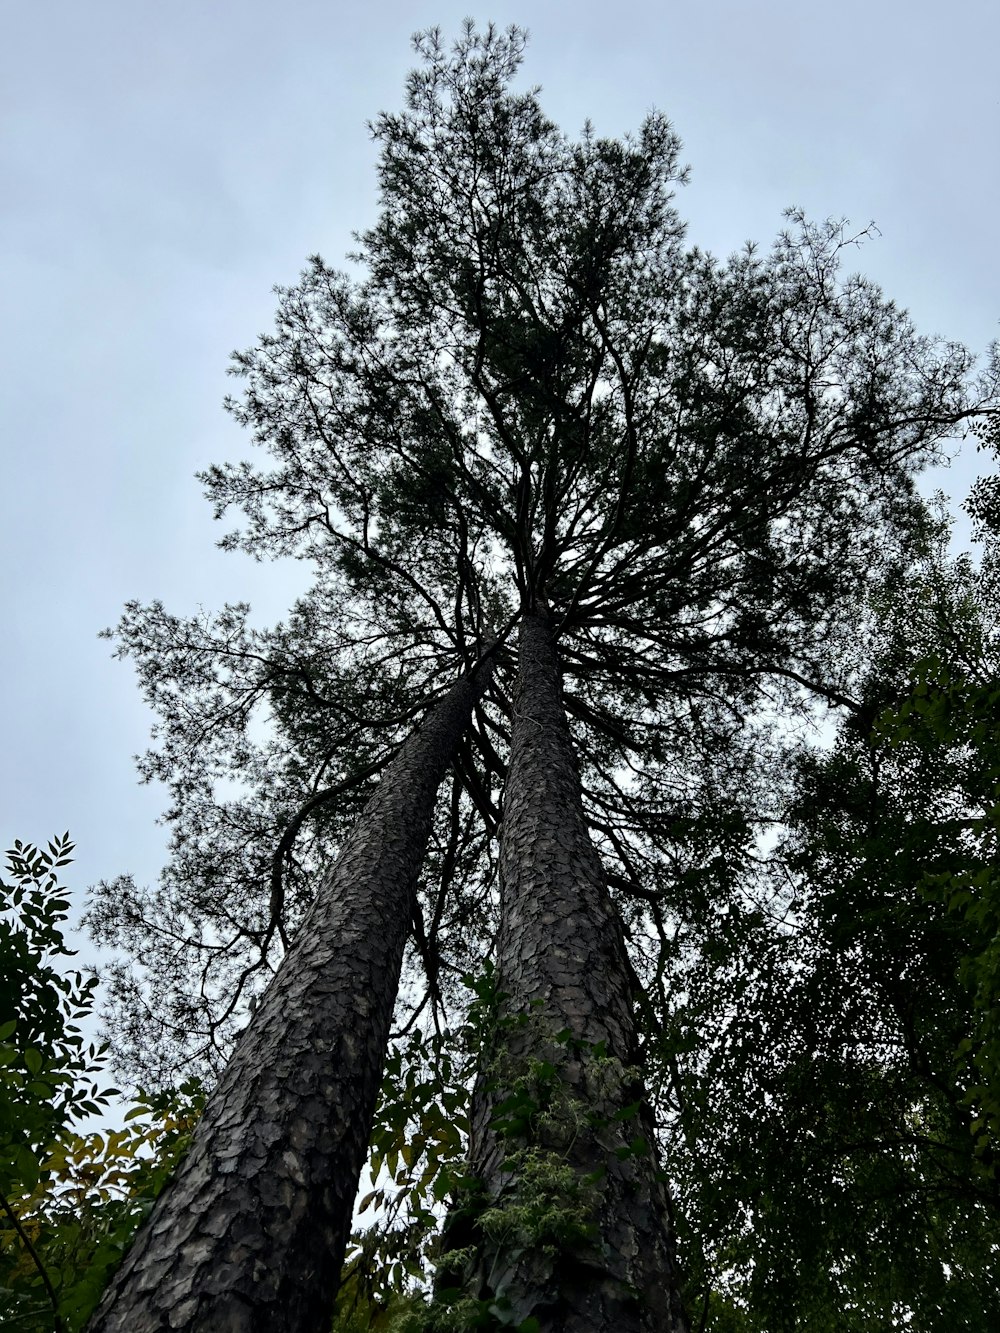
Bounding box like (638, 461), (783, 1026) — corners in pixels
(88, 658), (494, 1333)
(444, 611), (688, 1332)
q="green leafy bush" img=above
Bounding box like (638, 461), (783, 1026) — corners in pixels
(0, 836), (204, 1331)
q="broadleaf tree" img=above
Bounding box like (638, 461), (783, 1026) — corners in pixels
(658, 514), (1000, 1330)
(85, 21), (999, 1333)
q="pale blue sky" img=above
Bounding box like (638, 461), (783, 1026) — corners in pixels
(3, 0), (998, 959)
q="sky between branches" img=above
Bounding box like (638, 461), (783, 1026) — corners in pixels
(3, 0), (999, 948)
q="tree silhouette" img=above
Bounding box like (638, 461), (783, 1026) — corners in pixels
(86, 21), (999, 1333)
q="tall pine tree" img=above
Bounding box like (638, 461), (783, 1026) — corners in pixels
(88, 22), (998, 1331)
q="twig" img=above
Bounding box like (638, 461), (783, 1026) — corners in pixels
(0, 1182), (65, 1332)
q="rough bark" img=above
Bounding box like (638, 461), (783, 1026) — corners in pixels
(88, 655), (495, 1333)
(442, 610), (688, 1332)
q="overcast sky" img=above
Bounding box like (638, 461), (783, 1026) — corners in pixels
(3, 0), (999, 967)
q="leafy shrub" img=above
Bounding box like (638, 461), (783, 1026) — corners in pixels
(0, 836), (204, 1331)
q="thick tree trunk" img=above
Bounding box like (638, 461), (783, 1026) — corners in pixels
(88, 655), (495, 1333)
(440, 610), (688, 1332)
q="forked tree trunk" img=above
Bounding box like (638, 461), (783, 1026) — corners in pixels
(440, 610), (688, 1332)
(88, 654), (495, 1333)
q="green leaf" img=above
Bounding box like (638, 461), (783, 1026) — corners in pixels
(432, 1169), (452, 1202)
(15, 1144), (40, 1191)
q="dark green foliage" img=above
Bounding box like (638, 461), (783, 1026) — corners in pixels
(0, 837), (204, 1332)
(661, 531), (1000, 1330)
(877, 657), (1000, 1171)
(1, 836), (105, 1165)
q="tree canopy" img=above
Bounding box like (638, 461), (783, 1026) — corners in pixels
(91, 21), (993, 1081)
(83, 21), (1000, 1332)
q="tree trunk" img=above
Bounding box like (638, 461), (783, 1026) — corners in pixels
(439, 610), (688, 1332)
(88, 655), (495, 1333)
